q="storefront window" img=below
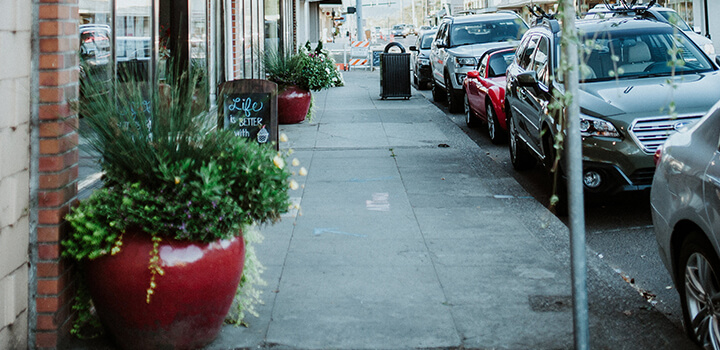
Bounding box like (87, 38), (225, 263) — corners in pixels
(265, 0), (281, 55)
(190, 0), (207, 70)
(117, 0), (153, 83)
(79, 1), (113, 88)
(79, 0), (220, 110)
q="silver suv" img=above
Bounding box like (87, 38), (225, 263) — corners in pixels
(430, 12), (527, 112)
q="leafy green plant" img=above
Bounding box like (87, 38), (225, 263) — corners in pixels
(65, 60), (298, 332)
(263, 41), (344, 92)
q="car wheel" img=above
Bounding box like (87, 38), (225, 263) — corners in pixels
(465, 94), (478, 127)
(445, 75), (462, 113)
(487, 102), (506, 144)
(432, 80), (444, 102)
(677, 232), (720, 350)
(508, 111), (535, 171)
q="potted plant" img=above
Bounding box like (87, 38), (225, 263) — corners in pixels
(263, 41), (344, 124)
(64, 63), (297, 349)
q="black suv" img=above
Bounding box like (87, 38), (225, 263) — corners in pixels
(505, 8), (720, 206)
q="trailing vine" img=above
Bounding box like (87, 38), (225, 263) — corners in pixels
(146, 235), (165, 304)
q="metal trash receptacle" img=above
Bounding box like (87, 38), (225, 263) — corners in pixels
(380, 42), (411, 99)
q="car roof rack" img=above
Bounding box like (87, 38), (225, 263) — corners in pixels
(527, 5), (560, 33)
(597, 0), (657, 15)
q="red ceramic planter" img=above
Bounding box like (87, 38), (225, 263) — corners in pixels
(84, 230), (246, 350)
(277, 85), (311, 124)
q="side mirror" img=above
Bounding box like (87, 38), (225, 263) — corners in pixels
(409, 45), (418, 51)
(517, 70), (538, 87)
(435, 40), (446, 49)
(466, 70), (480, 79)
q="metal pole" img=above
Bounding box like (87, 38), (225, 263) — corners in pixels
(356, 0), (363, 41)
(559, 0), (590, 348)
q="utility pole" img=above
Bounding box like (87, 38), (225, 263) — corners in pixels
(559, 0), (590, 348)
(412, 0), (416, 26)
(356, 0), (364, 40)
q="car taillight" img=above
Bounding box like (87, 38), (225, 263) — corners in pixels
(654, 145), (663, 167)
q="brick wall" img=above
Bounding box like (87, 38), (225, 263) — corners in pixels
(0, 0), (33, 348)
(35, 0), (80, 348)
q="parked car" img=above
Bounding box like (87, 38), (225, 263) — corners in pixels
(418, 25), (433, 32)
(405, 24), (417, 36)
(651, 100), (720, 349)
(505, 8), (720, 212)
(391, 24), (407, 38)
(410, 31), (436, 90)
(463, 47), (515, 143)
(79, 24), (111, 76)
(430, 12), (527, 112)
(585, 3), (715, 57)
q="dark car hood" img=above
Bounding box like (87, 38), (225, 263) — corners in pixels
(578, 71), (720, 119)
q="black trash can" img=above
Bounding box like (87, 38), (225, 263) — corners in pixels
(380, 42), (411, 99)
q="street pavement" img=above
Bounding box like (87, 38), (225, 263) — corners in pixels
(72, 70), (698, 349)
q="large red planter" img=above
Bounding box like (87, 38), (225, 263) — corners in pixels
(84, 230), (246, 350)
(277, 85), (311, 124)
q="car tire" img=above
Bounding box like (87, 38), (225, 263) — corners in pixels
(432, 80), (444, 102)
(445, 75), (463, 113)
(508, 110), (535, 171)
(465, 94), (478, 127)
(486, 102), (506, 144)
(677, 231), (720, 349)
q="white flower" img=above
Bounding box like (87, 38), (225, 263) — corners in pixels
(273, 155), (285, 169)
(289, 179), (299, 190)
(292, 158), (300, 167)
(299, 167), (308, 176)
(279, 133), (288, 142)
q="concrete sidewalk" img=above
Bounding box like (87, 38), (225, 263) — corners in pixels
(207, 71), (696, 349)
(72, 71), (696, 349)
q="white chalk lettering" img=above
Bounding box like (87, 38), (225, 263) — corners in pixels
(228, 96), (264, 117)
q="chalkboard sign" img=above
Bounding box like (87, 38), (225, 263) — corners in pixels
(219, 79), (278, 149)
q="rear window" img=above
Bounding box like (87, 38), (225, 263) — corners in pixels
(420, 34), (434, 49)
(487, 51), (515, 77)
(656, 10), (693, 32)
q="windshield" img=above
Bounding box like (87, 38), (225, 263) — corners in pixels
(656, 10), (693, 32)
(577, 29), (714, 82)
(450, 19), (527, 47)
(487, 51), (515, 77)
(420, 33), (434, 49)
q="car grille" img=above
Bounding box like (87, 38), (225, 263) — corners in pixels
(629, 115), (703, 154)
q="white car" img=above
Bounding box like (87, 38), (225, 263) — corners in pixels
(429, 12), (527, 113)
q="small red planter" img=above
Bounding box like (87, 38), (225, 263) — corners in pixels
(278, 85), (311, 124)
(84, 230), (246, 350)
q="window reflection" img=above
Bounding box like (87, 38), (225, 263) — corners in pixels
(117, 0), (152, 82)
(79, 0), (113, 116)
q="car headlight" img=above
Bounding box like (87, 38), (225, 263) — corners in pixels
(418, 58), (430, 66)
(579, 114), (619, 137)
(454, 57), (477, 67)
(704, 43), (715, 56)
